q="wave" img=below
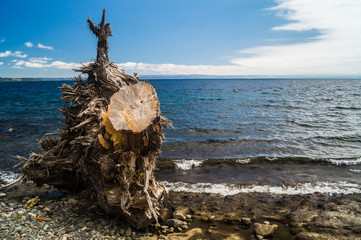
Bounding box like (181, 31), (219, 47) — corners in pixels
(326, 158), (361, 166)
(0, 170), (20, 184)
(173, 159), (204, 170)
(162, 181), (361, 196)
(159, 157), (361, 172)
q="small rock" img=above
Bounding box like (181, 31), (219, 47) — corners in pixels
(67, 199), (77, 205)
(125, 227), (132, 237)
(1, 213), (10, 218)
(86, 222), (95, 228)
(166, 219), (183, 228)
(241, 217), (252, 226)
(256, 235), (264, 240)
(186, 214), (192, 219)
(177, 227), (182, 232)
(173, 211), (186, 220)
(161, 225), (169, 230)
(43, 224), (49, 231)
(0, 192), (6, 197)
(158, 235), (168, 240)
(43, 207), (52, 215)
(254, 222), (278, 237)
(169, 227), (174, 233)
(159, 208), (172, 222)
(181, 224), (188, 230)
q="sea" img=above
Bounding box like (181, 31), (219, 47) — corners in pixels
(1, 79), (361, 196)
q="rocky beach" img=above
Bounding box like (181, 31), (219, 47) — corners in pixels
(1, 181), (361, 240)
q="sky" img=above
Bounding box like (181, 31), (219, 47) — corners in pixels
(0, 0), (361, 78)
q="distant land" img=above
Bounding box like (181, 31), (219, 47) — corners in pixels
(0, 77), (72, 82)
(1, 75), (360, 82)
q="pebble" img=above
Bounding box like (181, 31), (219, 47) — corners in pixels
(0, 193), (145, 240)
(43, 207), (53, 215)
(0, 192), (6, 197)
(254, 222), (278, 237)
(67, 198), (77, 205)
(166, 219), (183, 228)
(241, 217), (252, 226)
(125, 227), (132, 237)
(173, 211), (186, 220)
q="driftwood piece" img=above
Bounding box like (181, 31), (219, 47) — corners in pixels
(18, 9), (169, 229)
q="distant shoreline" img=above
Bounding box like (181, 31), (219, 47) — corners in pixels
(1, 76), (361, 82)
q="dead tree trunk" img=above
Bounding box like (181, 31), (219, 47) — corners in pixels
(19, 9), (168, 229)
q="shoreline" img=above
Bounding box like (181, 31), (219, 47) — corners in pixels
(1, 182), (361, 239)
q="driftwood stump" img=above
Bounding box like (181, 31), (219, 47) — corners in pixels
(19, 9), (168, 229)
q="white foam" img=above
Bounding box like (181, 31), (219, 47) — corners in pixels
(173, 159), (203, 171)
(236, 158), (251, 164)
(327, 158), (361, 166)
(349, 169), (361, 173)
(265, 157), (278, 161)
(161, 181), (361, 196)
(0, 170), (20, 183)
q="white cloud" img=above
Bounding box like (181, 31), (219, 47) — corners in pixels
(229, 0), (361, 75)
(0, 62), (3, 66)
(0, 51), (27, 58)
(15, 60), (25, 66)
(11, 59), (80, 69)
(24, 41), (33, 48)
(29, 57), (52, 63)
(37, 43), (54, 50)
(0, 38), (5, 43)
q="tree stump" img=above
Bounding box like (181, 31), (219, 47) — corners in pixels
(18, 9), (169, 229)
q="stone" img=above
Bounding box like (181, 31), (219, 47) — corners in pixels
(241, 217), (251, 226)
(159, 208), (172, 222)
(28, 213), (36, 221)
(86, 222), (95, 228)
(166, 219), (183, 228)
(43, 207), (52, 215)
(254, 222), (278, 237)
(181, 224), (188, 229)
(186, 214), (192, 219)
(67, 199), (77, 205)
(161, 225), (169, 230)
(173, 211), (186, 220)
(125, 227), (132, 237)
(0, 193), (6, 197)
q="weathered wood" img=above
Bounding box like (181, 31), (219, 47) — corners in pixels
(106, 82), (160, 133)
(18, 9), (169, 229)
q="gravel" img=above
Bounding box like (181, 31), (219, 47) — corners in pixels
(0, 193), (144, 239)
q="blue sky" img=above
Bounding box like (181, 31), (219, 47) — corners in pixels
(1, 0), (361, 77)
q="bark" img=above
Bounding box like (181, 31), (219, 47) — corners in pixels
(17, 9), (169, 229)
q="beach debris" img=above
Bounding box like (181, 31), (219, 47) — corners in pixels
(17, 9), (168, 229)
(24, 196), (40, 209)
(37, 215), (45, 222)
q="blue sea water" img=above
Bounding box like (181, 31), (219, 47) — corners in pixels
(1, 79), (361, 195)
